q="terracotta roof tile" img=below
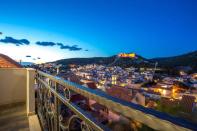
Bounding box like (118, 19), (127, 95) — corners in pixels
(0, 54), (22, 68)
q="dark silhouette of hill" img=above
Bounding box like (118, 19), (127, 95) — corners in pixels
(55, 54), (154, 68)
(55, 50), (197, 70)
(56, 56), (116, 65)
(150, 50), (197, 69)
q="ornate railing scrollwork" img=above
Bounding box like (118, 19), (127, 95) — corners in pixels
(36, 72), (104, 131)
(80, 120), (94, 131)
(63, 87), (71, 101)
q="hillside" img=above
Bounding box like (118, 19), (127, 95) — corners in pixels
(56, 56), (115, 65)
(55, 54), (154, 68)
(151, 51), (197, 69)
(55, 50), (197, 70)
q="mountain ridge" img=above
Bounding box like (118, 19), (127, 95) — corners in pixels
(150, 50), (197, 67)
(55, 50), (197, 70)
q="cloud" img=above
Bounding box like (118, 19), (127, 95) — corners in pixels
(26, 55), (31, 57)
(0, 36), (30, 46)
(57, 43), (82, 51)
(0, 35), (84, 52)
(36, 41), (56, 46)
(40, 42), (82, 51)
(69, 46), (82, 51)
(20, 39), (30, 45)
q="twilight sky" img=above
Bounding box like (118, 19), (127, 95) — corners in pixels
(0, 0), (196, 63)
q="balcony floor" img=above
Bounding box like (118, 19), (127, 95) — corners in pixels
(0, 102), (29, 131)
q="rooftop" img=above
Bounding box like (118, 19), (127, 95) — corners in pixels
(0, 54), (22, 68)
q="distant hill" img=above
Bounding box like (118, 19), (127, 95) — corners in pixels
(20, 62), (34, 66)
(55, 54), (154, 68)
(55, 50), (197, 70)
(150, 50), (197, 69)
(55, 56), (112, 67)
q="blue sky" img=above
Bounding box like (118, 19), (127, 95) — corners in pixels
(0, 0), (196, 62)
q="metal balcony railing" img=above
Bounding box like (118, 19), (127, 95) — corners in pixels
(35, 71), (197, 131)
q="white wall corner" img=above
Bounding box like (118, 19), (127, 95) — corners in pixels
(26, 68), (36, 116)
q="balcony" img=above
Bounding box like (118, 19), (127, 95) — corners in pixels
(0, 68), (196, 131)
(0, 68), (41, 131)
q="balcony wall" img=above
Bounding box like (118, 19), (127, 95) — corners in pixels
(0, 68), (35, 115)
(0, 68), (27, 105)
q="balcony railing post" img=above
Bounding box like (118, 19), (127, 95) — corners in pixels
(54, 82), (60, 131)
(26, 68), (36, 116)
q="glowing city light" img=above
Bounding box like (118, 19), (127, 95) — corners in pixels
(118, 53), (136, 58)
